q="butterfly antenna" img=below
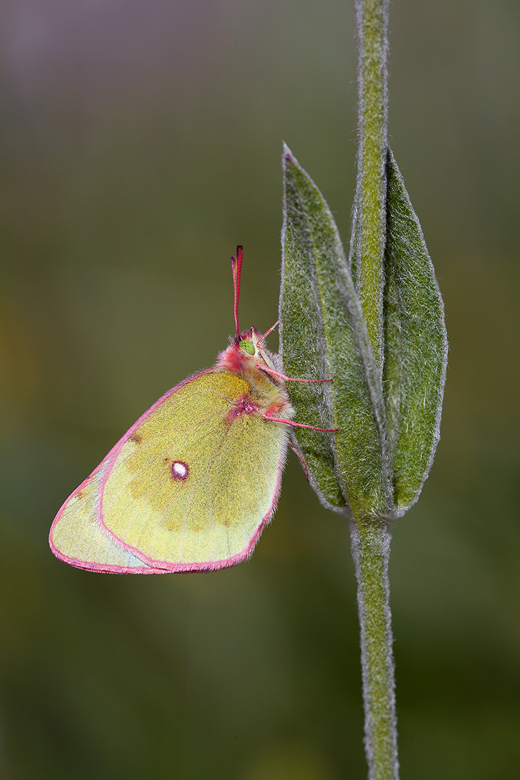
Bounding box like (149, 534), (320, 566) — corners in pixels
(231, 245), (243, 336)
(258, 320), (279, 344)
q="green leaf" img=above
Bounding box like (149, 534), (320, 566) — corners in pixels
(348, 187), (362, 293)
(280, 146), (392, 519)
(383, 149), (448, 512)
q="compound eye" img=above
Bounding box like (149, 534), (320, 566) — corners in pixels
(239, 339), (255, 355)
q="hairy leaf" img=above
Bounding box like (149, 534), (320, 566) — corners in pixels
(280, 147), (392, 519)
(383, 149), (448, 512)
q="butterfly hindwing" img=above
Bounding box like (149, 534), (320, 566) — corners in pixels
(100, 370), (289, 571)
(49, 449), (162, 574)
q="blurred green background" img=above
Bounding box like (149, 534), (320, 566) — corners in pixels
(1, 0), (519, 778)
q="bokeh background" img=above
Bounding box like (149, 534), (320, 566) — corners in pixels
(1, 0), (519, 778)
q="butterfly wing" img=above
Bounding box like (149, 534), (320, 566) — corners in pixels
(49, 448), (161, 573)
(100, 370), (289, 572)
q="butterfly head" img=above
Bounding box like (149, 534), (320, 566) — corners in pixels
(218, 326), (276, 375)
(237, 326), (266, 357)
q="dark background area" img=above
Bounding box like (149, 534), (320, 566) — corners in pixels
(1, 1), (519, 778)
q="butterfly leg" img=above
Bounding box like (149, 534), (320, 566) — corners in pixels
(262, 414), (337, 433)
(288, 441), (309, 480)
(258, 320), (279, 343)
(256, 365), (332, 383)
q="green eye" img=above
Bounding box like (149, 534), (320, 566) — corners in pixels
(240, 340), (255, 355)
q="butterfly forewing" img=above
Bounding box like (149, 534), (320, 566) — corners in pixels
(101, 371), (288, 571)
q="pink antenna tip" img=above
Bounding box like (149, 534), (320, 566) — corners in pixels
(231, 245), (243, 336)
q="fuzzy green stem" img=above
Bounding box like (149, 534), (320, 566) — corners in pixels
(353, 1), (398, 777)
(350, 520), (398, 780)
(355, 0), (388, 372)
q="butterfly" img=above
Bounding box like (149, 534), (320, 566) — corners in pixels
(49, 247), (335, 573)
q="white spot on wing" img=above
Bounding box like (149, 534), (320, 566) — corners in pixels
(172, 461), (189, 480)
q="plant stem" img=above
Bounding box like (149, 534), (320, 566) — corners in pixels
(355, 0), (388, 372)
(350, 519), (398, 780)
(352, 2), (398, 777)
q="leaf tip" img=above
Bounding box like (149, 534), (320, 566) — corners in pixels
(282, 142), (294, 165)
